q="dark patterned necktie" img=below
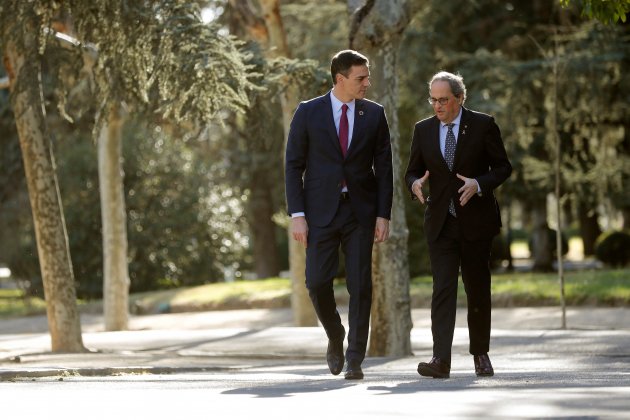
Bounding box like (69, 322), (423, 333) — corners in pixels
(445, 123), (457, 217)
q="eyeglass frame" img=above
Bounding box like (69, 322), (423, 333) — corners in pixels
(427, 96), (453, 106)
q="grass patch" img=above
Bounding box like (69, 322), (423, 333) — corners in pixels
(130, 278), (292, 313)
(1, 269), (628, 318)
(0, 289), (47, 318)
(410, 268), (630, 307)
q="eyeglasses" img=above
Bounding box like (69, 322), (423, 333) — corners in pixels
(427, 97), (451, 106)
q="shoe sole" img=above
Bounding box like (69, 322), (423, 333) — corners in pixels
(476, 372), (494, 377)
(327, 341), (345, 376)
(328, 357), (344, 376)
(417, 366), (449, 379)
(344, 373), (364, 380)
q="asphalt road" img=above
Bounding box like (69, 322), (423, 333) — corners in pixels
(2, 307), (630, 419)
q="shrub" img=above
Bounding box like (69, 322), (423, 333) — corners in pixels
(595, 230), (630, 267)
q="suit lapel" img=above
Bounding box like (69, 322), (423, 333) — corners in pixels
(320, 92), (343, 155)
(346, 99), (366, 159)
(452, 107), (471, 170)
(428, 117), (449, 171)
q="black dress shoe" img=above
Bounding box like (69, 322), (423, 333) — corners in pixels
(326, 332), (345, 376)
(474, 354), (494, 377)
(417, 356), (450, 378)
(344, 361), (364, 380)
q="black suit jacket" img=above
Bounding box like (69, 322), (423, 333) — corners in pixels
(285, 91), (393, 229)
(405, 107), (512, 242)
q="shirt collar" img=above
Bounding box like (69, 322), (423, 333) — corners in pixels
(330, 90), (355, 113)
(441, 107), (463, 128)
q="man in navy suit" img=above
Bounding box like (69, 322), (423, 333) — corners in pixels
(285, 50), (393, 380)
(405, 72), (511, 378)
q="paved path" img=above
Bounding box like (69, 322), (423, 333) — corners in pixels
(1, 307), (630, 419)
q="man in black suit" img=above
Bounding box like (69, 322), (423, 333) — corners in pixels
(405, 71), (511, 378)
(285, 50), (393, 380)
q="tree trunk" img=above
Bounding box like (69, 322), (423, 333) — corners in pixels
(4, 40), (85, 352)
(227, 0), (316, 324)
(348, 0), (420, 356)
(622, 207), (630, 231)
(530, 200), (553, 271)
(259, 0), (317, 326)
(98, 103), (130, 331)
(577, 201), (601, 256)
(366, 45), (412, 356)
(248, 170), (280, 278)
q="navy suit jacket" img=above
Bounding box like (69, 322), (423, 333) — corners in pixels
(285, 91), (393, 229)
(405, 107), (512, 242)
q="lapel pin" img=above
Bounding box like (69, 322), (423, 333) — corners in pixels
(359, 110), (364, 116)
(462, 125), (467, 135)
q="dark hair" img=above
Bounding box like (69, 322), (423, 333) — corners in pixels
(330, 50), (369, 85)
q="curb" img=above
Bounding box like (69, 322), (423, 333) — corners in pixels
(0, 365), (240, 381)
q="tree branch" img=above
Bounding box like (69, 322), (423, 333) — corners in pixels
(349, 0), (375, 49)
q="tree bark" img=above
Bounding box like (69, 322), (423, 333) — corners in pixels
(349, 0), (418, 356)
(98, 102), (130, 331)
(622, 207), (630, 231)
(4, 39), (85, 352)
(248, 170), (280, 278)
(530, 200), (553, 271)
(577, 201), (601, 256)
(365, 45), (412, 357)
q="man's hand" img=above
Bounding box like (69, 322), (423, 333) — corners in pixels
(374, 217), (390, 243)
(291, 216), (308, 248)
(411, 170), (430, 203)
(456, 173), (479, 206)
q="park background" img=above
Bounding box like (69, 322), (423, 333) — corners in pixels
(0, 0), (629, 355)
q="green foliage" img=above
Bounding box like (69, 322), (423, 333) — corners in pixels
(0, 74), (40, 293)
(121, 120), (249, 293)
(595, 230), (630, 267)
(398, 0), (629, 245)
(1, 114), (252, 298)
(281, 1), (349, 64)
(560, 0), (630, 24)
(61, 0), (256, 122)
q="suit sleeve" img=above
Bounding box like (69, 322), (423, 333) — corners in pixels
(285, 103), (308, 215)
(404, 124), (426, 200)
(374, 107), (393, 219)
(475, 117), (512, 193)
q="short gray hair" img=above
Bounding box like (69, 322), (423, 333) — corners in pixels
(429, 71), (467, 103)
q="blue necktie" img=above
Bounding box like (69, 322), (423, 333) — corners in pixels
(445, 123), (457, 217)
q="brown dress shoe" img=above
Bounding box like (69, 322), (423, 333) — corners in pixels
(474, 354), (494, 376)
(417, 357), (450, 378)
